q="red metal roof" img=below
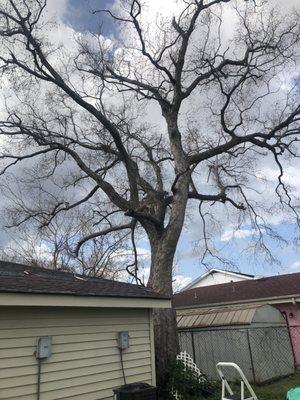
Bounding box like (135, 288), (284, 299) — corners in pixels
(173, 272), (300, 308)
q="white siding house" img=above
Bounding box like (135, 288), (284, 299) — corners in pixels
(180, 268), (260, 291)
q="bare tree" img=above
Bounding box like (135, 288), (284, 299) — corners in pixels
(0, 211), (130, 278)
(0, 0), (299, 378)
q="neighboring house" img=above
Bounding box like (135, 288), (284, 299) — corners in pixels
(0, 261), (170, 400)
(174, 272), (300, 371)
(180, 268), (260, 291)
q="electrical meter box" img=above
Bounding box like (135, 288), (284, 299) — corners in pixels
(36, 336), (52, 359)
(117, 331), (129, 350)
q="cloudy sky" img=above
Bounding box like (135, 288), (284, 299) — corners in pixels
(63, 0), (300, 284)
(0, 0), (299, 290)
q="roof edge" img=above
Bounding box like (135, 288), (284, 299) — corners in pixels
(174, 294), (300, 310)
(0, 292), (172, 309)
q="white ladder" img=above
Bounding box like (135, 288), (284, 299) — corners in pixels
(216, 362), (258, 400)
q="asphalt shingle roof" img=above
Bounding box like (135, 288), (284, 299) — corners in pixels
(173, 272), (300, 308)
(0, 260), (169, 300)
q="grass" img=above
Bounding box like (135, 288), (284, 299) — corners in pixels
(251, 374), (300, 400)
(179, 374), (300, 400)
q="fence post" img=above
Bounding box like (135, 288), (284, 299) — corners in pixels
(191, 331), (196, 363)
(246, 329), (256, 384)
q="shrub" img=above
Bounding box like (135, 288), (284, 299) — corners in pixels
(158, 360), (217, 400)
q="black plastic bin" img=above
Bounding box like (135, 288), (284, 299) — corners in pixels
(113, 382), (157, 400)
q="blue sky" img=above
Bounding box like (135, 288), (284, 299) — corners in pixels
(130, 221), (300, 288)
(176, 222), (300, 280)
(64, 0), (116, 35)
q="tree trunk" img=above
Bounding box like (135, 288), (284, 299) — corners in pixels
(152, 307), (179, 385)
(147, 233), (180, 385)
(146, 138), (190, 384)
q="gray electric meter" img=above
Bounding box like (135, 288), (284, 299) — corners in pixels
(36, 336), (52, 359)
(117, 331), (129, 350)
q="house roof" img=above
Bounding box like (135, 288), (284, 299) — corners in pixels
(173, 272), (300, 308)
(180, 268), (257, 291)
(0, 260), (169, 300)
(220, 269), (256, 278)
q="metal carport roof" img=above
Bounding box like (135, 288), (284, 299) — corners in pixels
(177, 304), (269, 329)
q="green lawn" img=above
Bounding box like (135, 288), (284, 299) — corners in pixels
(252, 375), (300, 400)
(179, 374), (300, 400)
(210, 374), (300, 400)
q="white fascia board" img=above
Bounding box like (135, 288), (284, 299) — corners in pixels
(0, 292), (171, 309)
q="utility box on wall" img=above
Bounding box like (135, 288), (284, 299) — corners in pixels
(117, 331), (130, 350)
(36, 336), (52, 359)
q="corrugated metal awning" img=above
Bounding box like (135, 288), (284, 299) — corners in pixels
(177, 304), (259, 329)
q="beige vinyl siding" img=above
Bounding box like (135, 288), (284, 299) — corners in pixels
(0, 306), (154, 400)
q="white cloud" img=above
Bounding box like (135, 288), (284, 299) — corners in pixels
(109, 248), (151, 284)
(33, 243), (53, 261)
(173, 275), (192, 293)
(221, 228), (264, 242)
(289, 261), (300, 271)
(257, 166), (300, 189)
(110, 247), (151, 263)
(45, 0), (68, 19)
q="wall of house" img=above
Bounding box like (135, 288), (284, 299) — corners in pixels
(190, 272), (251, 288)
(0, 306), (154, 400)
(275, 303), (300, 367)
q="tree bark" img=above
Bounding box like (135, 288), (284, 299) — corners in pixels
(152, 308), (179, 385)
(145, 153), (190, 382)
(147, 235), (180, 384)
